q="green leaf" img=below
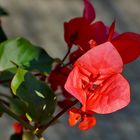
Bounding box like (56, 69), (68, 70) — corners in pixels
(10, 97), (27, 115)
(27, 47), (54, 73)
(0, 37), (55, 73)
(0, 70), (14, 86)
(0, 37), (38, 71)
(0, 71), (14, 81)
(25, 113), (32, 122)
(11, 68), (27, 95)
(11, 68), (56, 124)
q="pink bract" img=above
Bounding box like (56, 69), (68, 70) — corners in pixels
(65, 42), (130, 114)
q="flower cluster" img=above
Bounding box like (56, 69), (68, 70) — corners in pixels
(61, 0), (140, 130)
(65, 42), (130, 130)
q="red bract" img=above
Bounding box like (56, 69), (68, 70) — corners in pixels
(64, 0), (96, 48)
(64, 0), (140, 65)
(12, 122), (23, 134)
(65, 42), (130, 130)
(83, 0), (96, 23)
(64, 17), (93, 49)
(69, 107), (96, 130)
(107, 21), (140, 64)
(107, 20), (117, 41)
(64, 0), (108, 62)
(68, 21), (108, 63)
(64, 19), (107, 50)
(111, 32), (140, 64)
(91, 21), (107, 44)
(65, 19), (107, 62)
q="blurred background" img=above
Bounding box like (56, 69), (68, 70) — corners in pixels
(0, 0), (140, 140)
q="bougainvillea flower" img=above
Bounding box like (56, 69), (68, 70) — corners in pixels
(65, 42), (130, 129)
(64, 0), (106, 49)
(64, 17), (93, 49)
(64, 18), (107, 51)
(65, 19), (107, 63)
(69, 107), (96, 130)
(83, 0), (96, 23)
(48, 65), (72, 98)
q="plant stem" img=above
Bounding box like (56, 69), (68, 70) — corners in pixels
(0, 102), (46, 139)
(61, 48), (71, 63)
(61, 57), (76, 69)
(38, 99), (78, 134)
(0, 99), (9, 106)
(0, 102), (34, 131)
(61, 61), (73, 68)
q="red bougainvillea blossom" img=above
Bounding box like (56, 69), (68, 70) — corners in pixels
(68, 107), (96, 130)
(64, 0), (107, 62)
(65, 42), (130, 130)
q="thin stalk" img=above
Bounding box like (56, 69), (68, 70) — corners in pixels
(0, 99), (9, 106)
(61, 61), (73, 68)
(61, 57), (76, 69)
(61, 48), (71, 63)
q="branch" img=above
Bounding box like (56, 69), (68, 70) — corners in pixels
(0, 102), (47, 139)
(0, 102), (34, 131)
(0, 98), (9, 106)
(38, 99), (78, 134)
